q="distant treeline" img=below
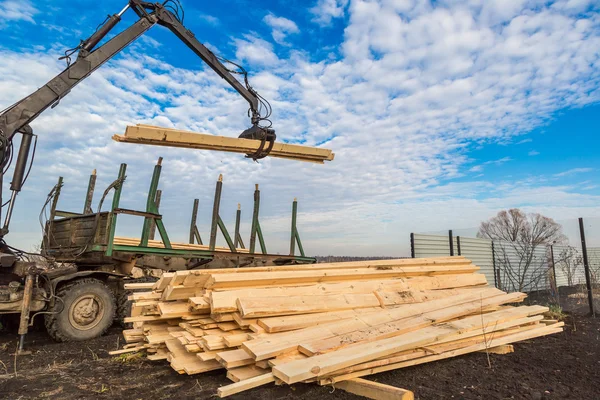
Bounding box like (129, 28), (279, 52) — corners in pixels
(314, 256), (407, 263)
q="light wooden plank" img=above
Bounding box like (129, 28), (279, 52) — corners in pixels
(335, 378), (414, 400)
(480, 345), (514, 355)
(113, 125), (335, 163)
(217, 373), (275, 398)
(243, 288), (506, 361)
(210, 275), (487, 313)
(322, 324), (563, 384)
(216, 349), (254, 368)
(271, 292), (529, 383)
(226, 365), (268, 383)
(237, 293), (381, 318)
(207, 265), (480, 289)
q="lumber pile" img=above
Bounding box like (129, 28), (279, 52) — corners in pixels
(113, 236), (249, 253)
(114, 256), (562, 398)
(112, 124), (335, 164)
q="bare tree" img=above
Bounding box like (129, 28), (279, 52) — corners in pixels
(554, 246), (583, 286)
(478, 209), (566, 292)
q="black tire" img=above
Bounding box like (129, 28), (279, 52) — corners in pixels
(116, 276), (158, 328)
(116, 289), (132, 329)
(45, 278), (116, 342)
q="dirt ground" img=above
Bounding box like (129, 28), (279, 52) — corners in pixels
(0, 309), (598, 399)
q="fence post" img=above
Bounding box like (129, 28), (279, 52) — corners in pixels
(492, 241), (499, 289)
(449, 230), (454, 256)
(550, 244), (560, 306)
(410, 233), (415, 258)
(456, 236), (461, 256)
(579, 217), (595, 317)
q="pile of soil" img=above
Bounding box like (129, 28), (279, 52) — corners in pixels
(0, 314), (597, 399)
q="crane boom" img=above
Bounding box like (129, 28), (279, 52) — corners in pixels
(0, 0), (277, 239)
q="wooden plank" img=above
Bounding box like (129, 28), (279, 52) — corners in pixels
(217, 373), (275, 398)
(323, 324), (537, 378)
(189, 297), (211, 312)
(158, 302), (192, 317)
(210, 275), (487, 313)
(335, 378), (414, 400)
(480, 345), (514, 355)
(243, 288), (507, 361)
(271, 292), (529, 383)
(258, 308), (384, 333)
(114, 236), (249, 253)
(124, 282), (156, 290)
(215, 349), (254, 368)
(237, 293), (382, 318)
(113, 125), (335, 164)
(153, 272), (174, 291)
(226, 365), (267, 383)
(108, 346), (145, 355)
(322, 324), (564, 384)
(198, 350), (220, 361)
(207, 265), (480, 289)
(298, 302), (544, 357)
(224, 333), (250, 347)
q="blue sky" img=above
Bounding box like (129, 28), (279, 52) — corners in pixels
(0, 0), (599, 256)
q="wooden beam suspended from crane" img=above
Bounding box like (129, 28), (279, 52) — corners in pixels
(112, 125), (335, 164)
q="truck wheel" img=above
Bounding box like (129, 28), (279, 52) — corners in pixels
(45, 278), (116, 342)
(116, 289), (132, 329)
(116, 276), (158, 328)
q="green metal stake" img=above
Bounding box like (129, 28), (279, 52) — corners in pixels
(49, 176), (63, 222)
(139, 157), (171, 249)
(209, 174), (223, 251)
(234, 204), (245, 249)
(141, 158), (162, 246)
(148, 189), (162, 240)
(217, 216), (236, 252)
(256, 220), (267, 254)
(290, 198), (297, 256)
(249, 184), (260, 254)
(189, 199), (202, 245)
(106, 164), (127, 257)
(83, 169), (96, 215)
(289, 198), (306, 257)
(295, 229), (305, 257)
(44, 176), (63, 250)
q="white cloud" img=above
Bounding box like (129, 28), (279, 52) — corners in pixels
(528, 150), (540, 156)
(263, 13), (299, 45)
(1, 0), (600, 256)
(199, 14), (220, 26)
(234, 35), (279, 66)
(0, 0), (37, 28)
(516, 138), (533, 144)
(310, 0), (349, 26)
(554, 167), (594, 177)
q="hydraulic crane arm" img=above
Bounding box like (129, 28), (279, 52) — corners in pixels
(0, 0), (276, 238)
(0, 1), (274, 148)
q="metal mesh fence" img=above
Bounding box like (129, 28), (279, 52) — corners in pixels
(411, 216), (600, 315)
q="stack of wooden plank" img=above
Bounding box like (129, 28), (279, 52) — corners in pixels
(113, 236), (250, 253)
(114, 256), (563, 398)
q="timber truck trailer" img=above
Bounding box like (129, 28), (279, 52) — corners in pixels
(0, 1), (312, 350)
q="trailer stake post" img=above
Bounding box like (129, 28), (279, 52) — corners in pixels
(189, 199), (202, 244)
(209, 174), (224, 251)
(106, 163), (127, 257)
(83, 169), (96, 214)
(289, 198), (305, 257)
(148, 189), (161, 240)
(141, 158), (169, 247)
(250, 184), (260, 254)
(234, 204), (245, 249)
